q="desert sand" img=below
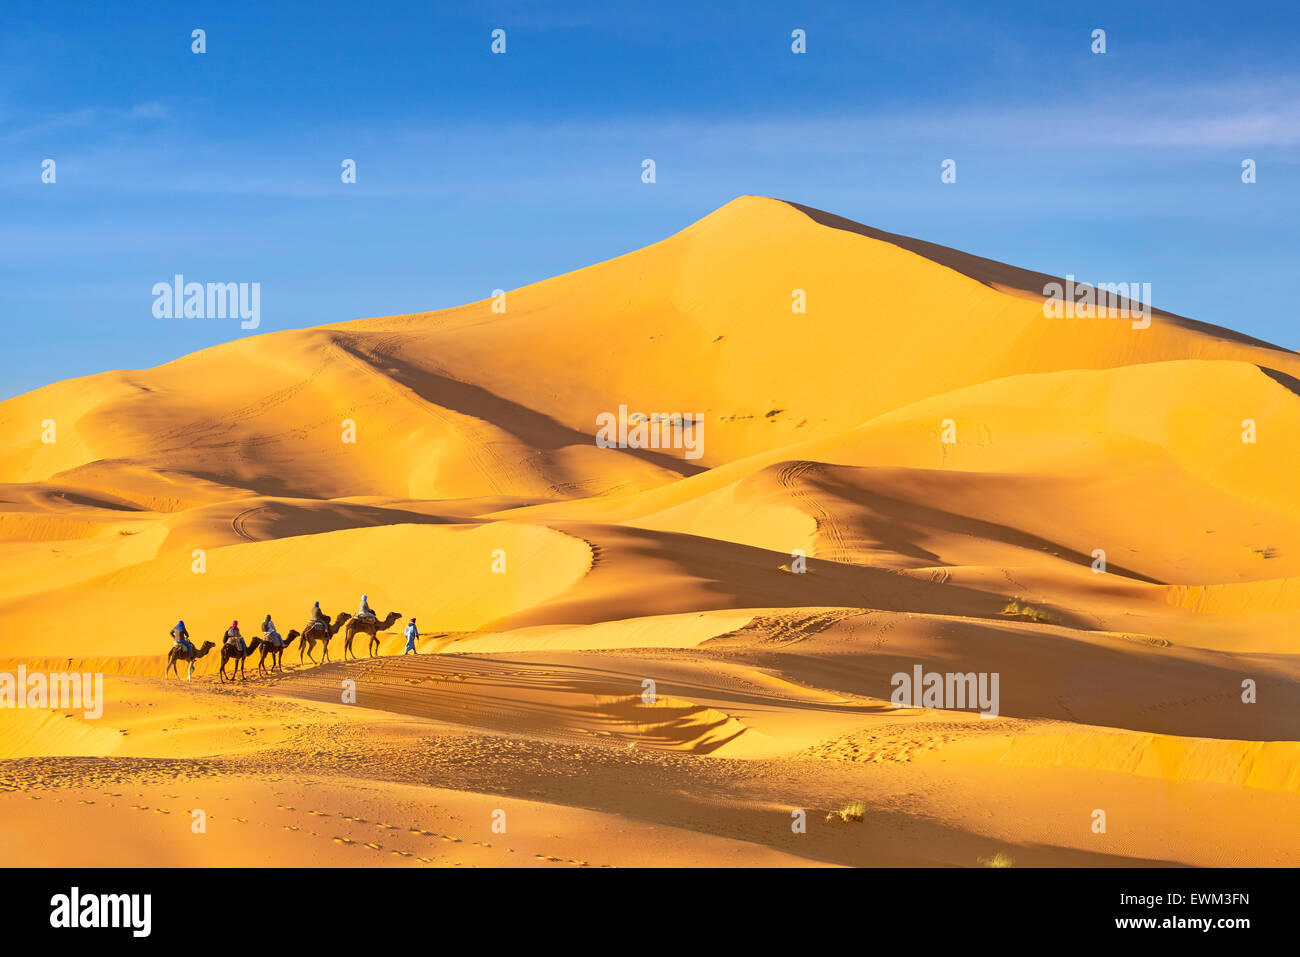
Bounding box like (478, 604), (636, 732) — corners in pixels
(1, 196), (1297, 867)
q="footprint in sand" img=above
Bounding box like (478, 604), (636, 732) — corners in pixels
(363, 842), (382, 851)
(333, 837), (355, 845)
(284, 825), (300, 832)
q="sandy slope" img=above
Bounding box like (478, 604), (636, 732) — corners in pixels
(1, 196), (1297, 867)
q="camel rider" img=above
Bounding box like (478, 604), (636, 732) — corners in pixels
(224, 620), (246, 655)
(358, 594), (375, 622)
(310, 601), (328, 627)
(171, 620), (194, 657)
(403, 618), (419, 655)
(262, 614), (283, 649)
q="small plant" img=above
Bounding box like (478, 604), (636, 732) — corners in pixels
(979, 851), (1014, 868)
(825, 800), (866, 823)
(1000, 597), (1056, 624)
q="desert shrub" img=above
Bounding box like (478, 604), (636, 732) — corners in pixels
(825, 800), (867, 823)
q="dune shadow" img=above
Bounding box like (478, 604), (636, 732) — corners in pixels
(335, 336), (706, 480)
(733, 621), (1300, 741)
(782, 199), (1295, 355)
(495, 522), (1097, 632)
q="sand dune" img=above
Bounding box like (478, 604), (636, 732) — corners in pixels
(1, 197), (1297, 867)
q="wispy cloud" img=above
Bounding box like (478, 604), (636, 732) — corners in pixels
(0, 101), (172, 144)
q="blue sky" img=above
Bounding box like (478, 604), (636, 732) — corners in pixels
(2, 0), (1297, 398)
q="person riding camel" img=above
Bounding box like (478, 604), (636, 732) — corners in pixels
(262, 614), (283, 649)
(310, 601), (328, 627)
(357, 594), (376, 622)
(224, 620), (246, 655)
(171, 620), (194, 657)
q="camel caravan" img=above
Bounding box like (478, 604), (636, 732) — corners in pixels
(165, 595), (419, 681)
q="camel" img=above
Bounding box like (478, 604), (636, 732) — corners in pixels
(343, 611), (402, 659)
(219, 636), (265, 683)
(257, 630), (299, 675)
(299, 612), (349, 665)
(166, 640), (215, 680)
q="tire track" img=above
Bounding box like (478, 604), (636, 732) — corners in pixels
(231, 505), (269, 542)
(777, 461), (851, 560)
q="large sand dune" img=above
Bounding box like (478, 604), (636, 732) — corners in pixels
(1, 197), (1297, 867)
